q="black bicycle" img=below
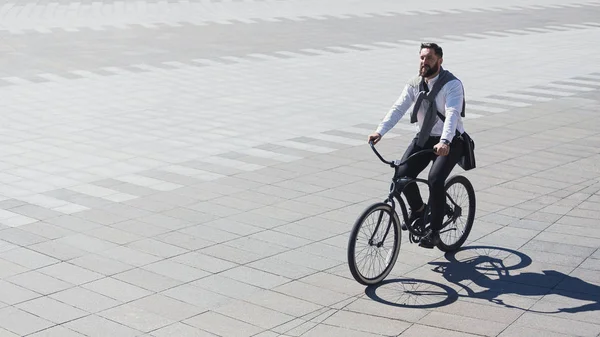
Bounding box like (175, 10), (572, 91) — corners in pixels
(347, 141), (476, 285)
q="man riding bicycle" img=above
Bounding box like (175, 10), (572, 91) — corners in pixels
(368, 42), (467, 249)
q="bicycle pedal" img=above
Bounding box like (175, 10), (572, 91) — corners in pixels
(409, 233), (420, 243)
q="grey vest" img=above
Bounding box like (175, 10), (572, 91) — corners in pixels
(408, 68), (465, 147)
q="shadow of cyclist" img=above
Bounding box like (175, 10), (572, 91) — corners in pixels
(366, 245), (600, 314)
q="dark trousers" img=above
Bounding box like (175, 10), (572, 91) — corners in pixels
(395, 134), (464, 231)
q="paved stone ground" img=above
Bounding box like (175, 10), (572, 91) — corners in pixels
(0, 0), (600, 336)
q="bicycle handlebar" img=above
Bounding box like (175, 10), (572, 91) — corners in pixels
(369, 141), (436, 168)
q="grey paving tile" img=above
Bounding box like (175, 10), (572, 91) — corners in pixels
(248, 230), (311, 249)
(272, 179), (329, 195)
(248, 257), (317, 279)
(534, 232), (600, 248)
(162, 207), (218, 223)
(127, 238), (189, 258)
(98, 304), (175, 333)
(38, 262), (104, 285)
(271, 317), (316, 336)
(130, 294), (204, 322)
(179, 224), (240, 244)
(580, 257), (600, 271)
(234, 189), (288, 206)
(523, 239), (596, 258)
(16, 297), (87, 324)
(28, 325), (87, 337)
(64, 315), (142, 337)
(142, 259), (209, 282)
(272, 222), (338, 242)
(0, 239), (18, 253)
(98, 246), (162, 267)
(171, 252), (238, 273)
(123, 197), (179, 213)
(432, 299), (524, 324)
(85, 226), (143, 244)
(149, 322), (218, 337)
(208, 195), (267, 212)
(225, 211), (289, 229)
(192, 274), (263, 301)
(345, 297), (429, 323)
(0, 258), (29, 279)
(0, 228), (47, 246)
(6, 271), (73, 295)
(322, 310), (411, 336)
(110, 219), (171, 237)
(113, 268), (182, 292)
(220, 266), (291, 289)
(302, 323), (381, 337)
(154, 231), (215, 251)
(82, 277), (152, 302)
(183, 312), (263, 337)
(8, 204), (63, 220)
(0, 280), (41, 305)
(0, 307), (54, 336)
(0, 247), (59, 269)
(45, 215), (102, 232)
(272, 249), (341, 270)
(161, 284), (233, 309)
(273, 281), (350, 307)
(250, 331), (281, 337)
(19, 221), (75, 239)
(215, 300), (295, 330)
(72, 209), (130, 225)
(202, 218), (263, 236)
(244, 290), (322, 317)
(528, 298), (600, 325)
(55, 233), (120, 254)
(498, 326), (570, 337)
(418, 311), (508, 336)
(50, 287), (121, 313)
(135, 213), (194, 230)
(513, 312), (600, 336)
(400, 324), (480, 336)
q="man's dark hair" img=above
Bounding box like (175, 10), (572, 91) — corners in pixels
(420, 42), (443, 58)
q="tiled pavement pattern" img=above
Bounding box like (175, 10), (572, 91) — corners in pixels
(1, 0), (600, 336)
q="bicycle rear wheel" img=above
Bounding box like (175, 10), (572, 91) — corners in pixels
(347, 202), (401, 285)
(437, 175), (476, 252)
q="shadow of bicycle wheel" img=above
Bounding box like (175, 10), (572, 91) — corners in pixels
(365, 277), (459, 309)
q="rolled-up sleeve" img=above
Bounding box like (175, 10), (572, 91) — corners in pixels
(375, 84), (415, 136)
(441, 80), (464, 142)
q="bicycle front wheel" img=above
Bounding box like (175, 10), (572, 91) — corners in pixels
(347, 202), (401, 285)
(437, 175), (476, 252)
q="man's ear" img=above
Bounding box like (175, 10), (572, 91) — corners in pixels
(439, 57), (444, 66)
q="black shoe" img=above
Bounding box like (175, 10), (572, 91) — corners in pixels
(402, 204), (426, 231)
(418, 230), (440, 249)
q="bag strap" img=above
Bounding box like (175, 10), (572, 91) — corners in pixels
(436, 111), (462, 139)
(436, 111), (445, 122)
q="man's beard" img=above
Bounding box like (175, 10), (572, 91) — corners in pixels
(420, 63), (439, 77)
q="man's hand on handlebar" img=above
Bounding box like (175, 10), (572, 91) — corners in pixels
(368, 133), (382, 145)
(433, 142), (450, 156)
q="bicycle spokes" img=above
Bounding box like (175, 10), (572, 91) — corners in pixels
(437, 176), (474, 250)
(349, 204), (400, 283)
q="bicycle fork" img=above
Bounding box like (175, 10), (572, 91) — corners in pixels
(368, 197), (396, 247)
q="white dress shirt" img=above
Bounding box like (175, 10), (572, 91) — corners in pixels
(375, 73), (465, 142)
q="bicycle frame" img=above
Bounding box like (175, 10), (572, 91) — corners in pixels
(368, 142), (462, 243)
